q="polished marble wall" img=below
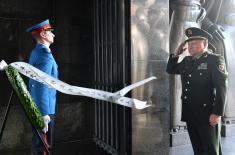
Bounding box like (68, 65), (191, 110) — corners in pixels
(131, 0), (170, 154)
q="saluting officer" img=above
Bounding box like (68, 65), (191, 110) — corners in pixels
(167, 27), (228, 155)
(26, 19), (58, 155)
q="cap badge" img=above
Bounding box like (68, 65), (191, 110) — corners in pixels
(187, 29), (192, 36)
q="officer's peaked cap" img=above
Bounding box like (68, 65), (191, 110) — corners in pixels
(26, 19), (53, 35)
(184, 27), (213, 43)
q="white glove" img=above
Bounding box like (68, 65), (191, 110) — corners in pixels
(0, 60), (8, 70)
(42, 115), (51, 133)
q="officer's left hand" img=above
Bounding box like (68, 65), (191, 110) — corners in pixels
(0, 60), (8, 70)
(42, 115), (51, 133)
(209, 114), (221, 126)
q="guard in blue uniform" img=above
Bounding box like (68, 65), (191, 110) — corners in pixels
(26, 19), (58, 155)
(167, 27), (228, 155)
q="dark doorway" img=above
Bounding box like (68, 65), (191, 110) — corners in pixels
(93, 0), (132, 154)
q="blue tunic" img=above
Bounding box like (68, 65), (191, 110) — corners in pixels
(28, 43), (58, 116)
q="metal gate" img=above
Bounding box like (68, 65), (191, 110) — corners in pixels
(93, 0), (131, 154)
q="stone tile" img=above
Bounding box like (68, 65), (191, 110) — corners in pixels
(170, 136), (235, 155)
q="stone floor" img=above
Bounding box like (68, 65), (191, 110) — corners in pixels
(170, 136), (235, 155)
(1, 136), (235, 155)
(0, 140), (106, 155)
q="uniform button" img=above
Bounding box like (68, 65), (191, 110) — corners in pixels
(200, 73), (202, 76)
(185, 89), (188, 91)
(184, 96), (187, 99)
(203, 104), (207, 107)
(187, 81), (190, 84)
(32, 84), (35, 87)
(188, 74), (192, 77)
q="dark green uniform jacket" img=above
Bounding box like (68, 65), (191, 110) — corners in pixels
(167, 51), (228, 124)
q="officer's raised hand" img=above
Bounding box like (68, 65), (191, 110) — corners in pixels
(175, 42), (187, 55)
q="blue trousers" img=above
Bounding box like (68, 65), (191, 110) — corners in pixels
(32, 114), (55, 155)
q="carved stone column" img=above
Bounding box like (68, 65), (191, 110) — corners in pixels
(216, 0), (235, 137)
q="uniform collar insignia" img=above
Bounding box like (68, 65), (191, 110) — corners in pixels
(203, 53), (208, 58)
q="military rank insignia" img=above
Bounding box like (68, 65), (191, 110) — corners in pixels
(197, 63), (207, 70)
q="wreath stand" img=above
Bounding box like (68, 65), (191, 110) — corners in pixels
(0, 91), (51, 155)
